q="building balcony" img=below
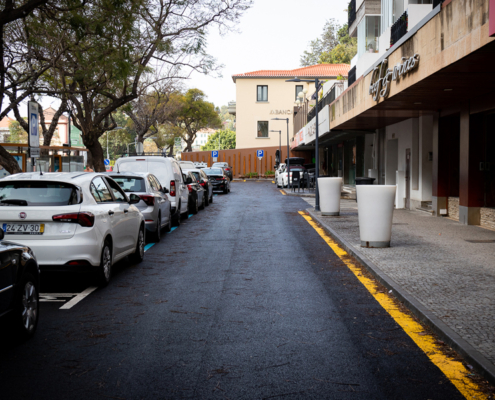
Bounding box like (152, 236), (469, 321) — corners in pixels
(349, 0), (381, 38)
(228, 101), (236, 116)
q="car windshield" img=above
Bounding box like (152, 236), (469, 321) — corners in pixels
(111, 176), (146, 192)
(203, 168), (223, 175)
(0, 181), (81, 206)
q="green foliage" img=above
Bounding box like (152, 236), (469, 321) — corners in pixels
(201, 129), (235, 151)
(216, 105), (235, 131)
(8, 120), (28, 144)
(265, 170), (275, 175)
(245, 172), (259, 178)
(300, 20), (356, 66)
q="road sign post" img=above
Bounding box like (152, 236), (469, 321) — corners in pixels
(28, 101), (40, 165)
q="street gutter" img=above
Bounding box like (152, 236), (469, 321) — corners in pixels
(306, 207), (495, 386)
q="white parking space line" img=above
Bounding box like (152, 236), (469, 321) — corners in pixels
(40, 293), (79, 302)
(59, 286), (98, 310)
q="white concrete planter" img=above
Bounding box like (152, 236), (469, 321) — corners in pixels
(356, 185), (396, 248)
(318, 177), (342, 216)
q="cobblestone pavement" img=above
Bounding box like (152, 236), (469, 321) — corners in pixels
(302, 197), (495, 366)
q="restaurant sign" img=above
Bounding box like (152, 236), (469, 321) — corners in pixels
(369, 54), (420, 101)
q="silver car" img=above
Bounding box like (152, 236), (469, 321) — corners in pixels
(107, 172), (172, 242)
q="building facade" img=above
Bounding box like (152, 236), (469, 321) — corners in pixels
(230, 65), (350, 150)
(292, 0), (495, 228)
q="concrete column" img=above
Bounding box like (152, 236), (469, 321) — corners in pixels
(432, 113), (448, 216)
(459, 103), (484, 225)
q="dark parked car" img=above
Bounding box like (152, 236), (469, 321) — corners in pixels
(0, 229), (40, 340)
(182, 168), (213, 205)
(183, 171), (206, 214)
(203, 168), (231, 194)
(211, 162), (233, 181)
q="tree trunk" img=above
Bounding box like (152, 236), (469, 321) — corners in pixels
(167, 145), (174, 157)
(86, 140), (106, 172)
(0, 145), (22, 174)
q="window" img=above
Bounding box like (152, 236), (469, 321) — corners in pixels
(150, 175), (162, 191)
(358, 16), (381, 58)
(257, 85), (268, 102)
(91, 177), (113, 203)
(0, 181), (81, 206)
(295, 85), (304, 100)
(112, 176), (146, 192)
(257, 121), (268, 138)
(105, 178), (127, 202)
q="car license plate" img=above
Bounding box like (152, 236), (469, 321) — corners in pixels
(2, 223), (44, 235)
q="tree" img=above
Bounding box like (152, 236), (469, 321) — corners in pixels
(7, 120), (28, 143)
(21, 0), (251, 171)
(318, 24), (357, 64)
(176, 89), (222, 152)
(152, 122), (182, 156)
(0, 0), (83, 173)
(216, 105), (235, 131)
(201, 129), (235, 151)
(300, 19), (341, 67)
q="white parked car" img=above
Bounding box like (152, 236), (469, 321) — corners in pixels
(115, 156), (189, 226)
(0, 172), (145, 286)
(178, 161), (196, 169)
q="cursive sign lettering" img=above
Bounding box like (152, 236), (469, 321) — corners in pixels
(369, 54), (420, 100)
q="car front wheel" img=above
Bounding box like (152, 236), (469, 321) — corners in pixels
(130, 226), (145, 264)
(97, 241), (112, 286)
(14, 271), (39, 341)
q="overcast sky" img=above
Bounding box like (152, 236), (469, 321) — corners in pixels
(185, 0), (350, 108)
(31, 0), (349, 113)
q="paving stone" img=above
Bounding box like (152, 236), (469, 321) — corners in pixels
(303, 198), (495, 366)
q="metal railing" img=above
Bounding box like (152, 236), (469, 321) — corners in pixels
(390, 11), (408, 47)
(348, 0), (356, 28)
(348, 66), (356, 87)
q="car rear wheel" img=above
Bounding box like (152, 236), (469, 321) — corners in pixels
(172, 205), (181, 226)
(130, 226), (145, 264)
(14, 272), (39, 341)
(192, 197), (199, 214)
(97, 241), (112, 287)
(151, 213), (161, 242)
(164, 209), (172, 232)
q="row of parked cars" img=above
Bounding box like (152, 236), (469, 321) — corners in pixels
(0, 155), (233, 340)
(275, 157), (312, 188)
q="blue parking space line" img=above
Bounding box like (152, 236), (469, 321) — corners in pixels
(170, 227), (178, 232)
(144, 243), (155, 252)
(188, 214), (193, 218)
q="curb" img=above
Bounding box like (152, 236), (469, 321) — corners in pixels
(306, 207), (495, 385)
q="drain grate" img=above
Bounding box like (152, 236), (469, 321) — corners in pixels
(464, 239), (495, 243)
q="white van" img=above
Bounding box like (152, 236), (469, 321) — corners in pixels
(115, 156), (189, 225)
(178, 161), (196, 169)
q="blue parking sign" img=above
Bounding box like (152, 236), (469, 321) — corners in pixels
(256, 150), (264, 158)
(211, 150), (219, 158)
(104, 159), (110, 166)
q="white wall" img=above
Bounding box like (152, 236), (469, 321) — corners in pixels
(408, 4), (433, 31)
(385, 117), (433, 209)
(356, 52), (382, 78)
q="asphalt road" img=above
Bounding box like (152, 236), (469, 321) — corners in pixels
(0, 181), (465, 399)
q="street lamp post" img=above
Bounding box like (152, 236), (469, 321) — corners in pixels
(269, 130), (282, 169)
(271, 118), (290, 188)
(285, 77), (321, 211)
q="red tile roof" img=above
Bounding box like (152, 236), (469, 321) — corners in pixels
(232, 64), (351, 82)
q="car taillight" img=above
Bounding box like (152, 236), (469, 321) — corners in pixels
(200, 181), (205, 187)
(187, 184), (193, 192)
(225, 168), (230, 171)
(139, 195), (155, 206)
(52, 212), (95, 227)
(170, 180), (176, 196)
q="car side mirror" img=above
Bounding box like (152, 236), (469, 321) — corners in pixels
(161, 187), (169, 194)
(129, 193), (140, 204)
(185, 177), (192, 184)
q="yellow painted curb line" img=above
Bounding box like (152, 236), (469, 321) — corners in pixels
(272, 180), (275, 184)
(280, 190), (286, 196)
(298, 211), (487, 400)
(244, 180), (246, 182)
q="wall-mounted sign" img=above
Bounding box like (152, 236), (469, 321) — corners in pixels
(304, 105), (330, 145)
(369, 54), (420, 101)
(269, 110), (291, 115)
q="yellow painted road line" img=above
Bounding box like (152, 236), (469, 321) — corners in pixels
(272, 180), (275, 184)
(298, 211), (486, 400)
(280, 190), (286, 196)
(244, 180), (246, 182)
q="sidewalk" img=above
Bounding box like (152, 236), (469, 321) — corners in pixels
(303, 197), (495, 383)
